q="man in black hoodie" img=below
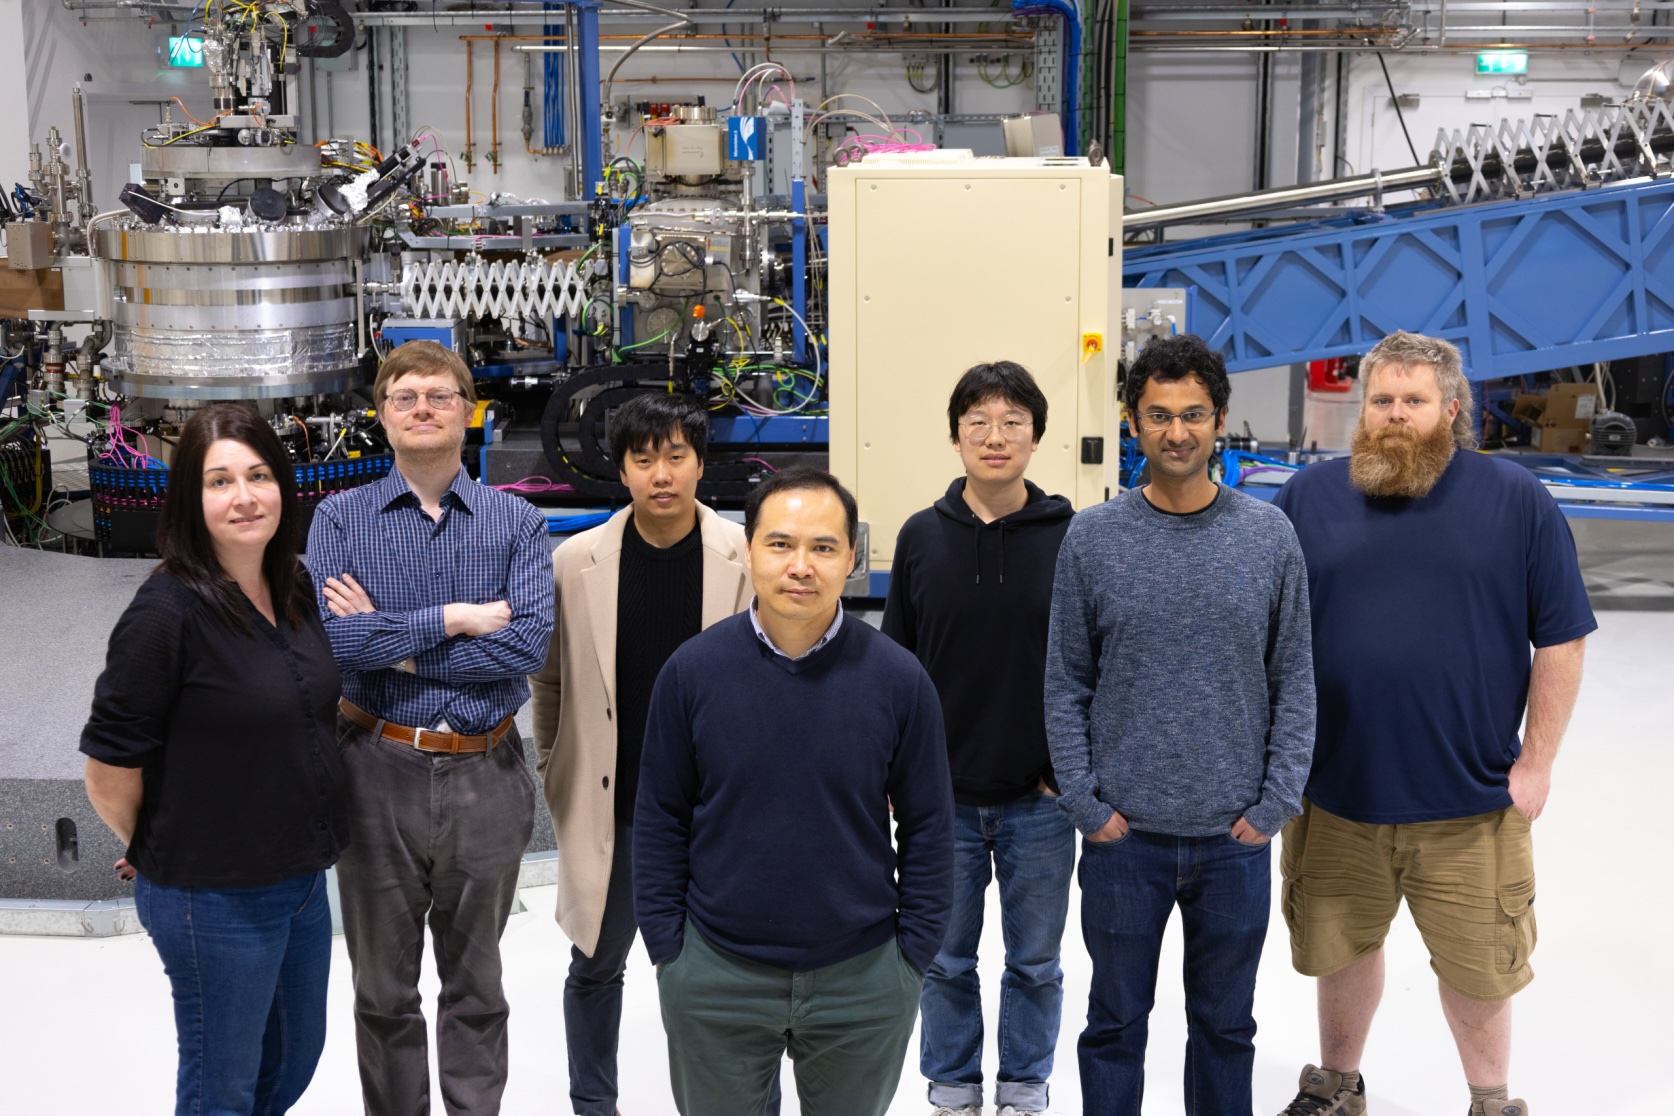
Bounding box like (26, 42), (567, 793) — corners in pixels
(883, 361), (1077, 1116)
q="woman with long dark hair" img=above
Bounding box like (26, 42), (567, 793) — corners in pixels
(81, 403), (348, 1116)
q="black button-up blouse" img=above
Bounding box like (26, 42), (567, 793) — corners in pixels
(80, 568), (349, 889)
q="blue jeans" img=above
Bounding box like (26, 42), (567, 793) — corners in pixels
(135, 870), (333, 1116)
(1077, 829), (1271, 1116)
(920, 791), (1076, 1112)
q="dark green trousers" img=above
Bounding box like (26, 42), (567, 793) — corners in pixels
(657, 925), (923, 1115)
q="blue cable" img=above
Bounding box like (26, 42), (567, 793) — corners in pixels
(543, 4), (565, 149)
(1011, 0), (1080, 156)
(546, 511), (614, 535)
(0, 355), (24, 406)
(722, 0), (745, 75)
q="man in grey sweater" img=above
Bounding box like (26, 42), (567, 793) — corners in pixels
(1045, 333), (1315, 1116)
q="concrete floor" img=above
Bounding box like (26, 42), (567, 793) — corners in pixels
(1, 607), (1669, 1115)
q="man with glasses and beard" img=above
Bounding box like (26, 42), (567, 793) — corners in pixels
(1046, 333), (1315, 1116)
(1270, 331), (1593, 1116)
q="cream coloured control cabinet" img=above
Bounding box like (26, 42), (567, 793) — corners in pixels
(827, 152), (1122, 583)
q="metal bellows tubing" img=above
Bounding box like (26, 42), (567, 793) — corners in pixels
(95, 225), (370, 400)
(1122, 161), (1444, 228)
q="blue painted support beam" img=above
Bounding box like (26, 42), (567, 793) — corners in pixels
(1125, 178), (1674, 378)
(1553, 502), (1674, 521)
(575, 1), (603, 190)
(792, 177), (808, 363)
(709, 415), (827, 444)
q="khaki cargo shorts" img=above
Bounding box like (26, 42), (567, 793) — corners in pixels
(1280, 798), (1537, 1002)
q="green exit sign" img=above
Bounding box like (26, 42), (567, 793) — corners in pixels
(168, 36), (205, 67)
(1476, 51), (1528, 76)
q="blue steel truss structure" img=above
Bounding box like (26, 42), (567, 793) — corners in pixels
(1124, 177), (1674, 380)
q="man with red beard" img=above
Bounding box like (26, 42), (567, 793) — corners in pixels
(1270, 331), (1593, 1116)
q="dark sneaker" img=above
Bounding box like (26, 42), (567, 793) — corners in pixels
(1278, 1064), (1367, 1115)
(1469, 1101), (1529, 1116)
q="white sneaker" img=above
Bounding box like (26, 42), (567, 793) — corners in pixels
(931, 1107), (981, 1116)
(997, 1106), (1042, 1116)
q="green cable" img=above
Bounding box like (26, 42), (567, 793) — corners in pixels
(618, 326), (675, 351)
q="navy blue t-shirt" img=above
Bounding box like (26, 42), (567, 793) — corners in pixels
(1272, 451), (1595, 824)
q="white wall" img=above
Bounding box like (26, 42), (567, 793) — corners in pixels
(1348, 49), (1653, 181)
(0, 1), (26, 195)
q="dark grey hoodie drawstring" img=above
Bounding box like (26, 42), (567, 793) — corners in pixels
(998, 522), (1007, 584)
(973, 513), (983, 584)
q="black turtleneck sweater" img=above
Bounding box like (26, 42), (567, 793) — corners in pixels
(633, 612), (954, 973)
(882, 478), (1074, 805)
(614, 515), (703, 823)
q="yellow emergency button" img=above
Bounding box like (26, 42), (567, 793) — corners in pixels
(1081, 332), (1105, 362)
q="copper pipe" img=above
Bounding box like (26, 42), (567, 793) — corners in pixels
(491, 36), (502, 173)
(464, 40), (475, 173)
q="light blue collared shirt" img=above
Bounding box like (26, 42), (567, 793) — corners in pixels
(749, 598), (844, 662)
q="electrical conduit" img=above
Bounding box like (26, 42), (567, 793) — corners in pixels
(1013, 0), (1079, 157)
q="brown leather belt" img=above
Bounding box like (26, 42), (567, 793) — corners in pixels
(338, 699), (513, 755)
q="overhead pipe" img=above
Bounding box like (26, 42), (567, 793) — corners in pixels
(349, 6), (1043, 26)
(519, 39), (1033, 55)
(599, 0), (697, 113)
(1123, 160), (1443, 228)
(1130, 37), (1674, 48)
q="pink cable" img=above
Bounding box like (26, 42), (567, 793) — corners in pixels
(832, 133), (936, 165)
(492, 475), (575, 494)
(746, 67), (795, 107)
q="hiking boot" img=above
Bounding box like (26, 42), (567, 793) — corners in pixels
(1469, 1101), (1529, 1116)
(1277, 1064), (1367, 1115)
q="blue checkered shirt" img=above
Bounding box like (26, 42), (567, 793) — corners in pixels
(306, 466), (554, 733)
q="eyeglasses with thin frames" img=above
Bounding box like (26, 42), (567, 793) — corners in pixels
(386, 388), (465, 412)
(959, 417), (1034, 443)
(1135, 408), (1217, 431)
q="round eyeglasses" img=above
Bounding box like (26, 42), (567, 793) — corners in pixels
(959, 418), (1034, 443)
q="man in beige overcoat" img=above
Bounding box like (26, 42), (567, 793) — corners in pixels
(530, 393), (754, 1116)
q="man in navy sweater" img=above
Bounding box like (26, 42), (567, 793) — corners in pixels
(635, 467), (955, 1116)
